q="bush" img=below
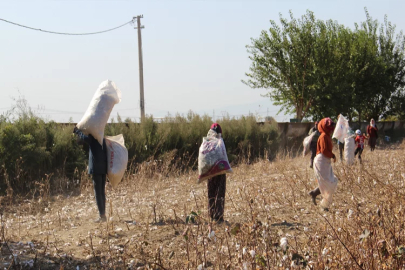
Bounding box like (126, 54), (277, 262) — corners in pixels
(0, 100), (280, 195)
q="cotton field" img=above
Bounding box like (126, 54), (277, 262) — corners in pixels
(1, 144), (405, 269)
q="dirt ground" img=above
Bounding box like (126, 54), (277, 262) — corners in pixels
(1, 145), (405, 269)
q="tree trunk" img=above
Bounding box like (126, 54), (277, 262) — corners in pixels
(296, 104), (303, 121)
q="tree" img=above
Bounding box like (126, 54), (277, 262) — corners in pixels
(244, 9), (405, 122)
(243, 10), (319, 121)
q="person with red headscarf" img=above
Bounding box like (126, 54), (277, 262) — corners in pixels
(206, 123), (227, 223)
(308, 118), (338, 210)
(367, 118), (378, 151)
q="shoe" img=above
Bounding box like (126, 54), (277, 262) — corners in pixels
(94, 215), (107, 223)
(308, 191), (317, 205)
(308, 188), (320, 206)
(323, 208), (329, 212)
(309, 165), (313, 169)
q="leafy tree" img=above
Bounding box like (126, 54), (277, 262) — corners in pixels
(244, 9), (405, 122)
(243, 10), (319, 121)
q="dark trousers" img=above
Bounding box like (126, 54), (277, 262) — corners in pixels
(310, 141), (317, 167)
(338, 143), (344, 161)
(93, 174), (106, 217)
(354, 148), (363, 160)
(207, 174), (226, 222)
(369, 137), (377, 151)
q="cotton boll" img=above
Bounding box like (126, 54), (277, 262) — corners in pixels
(242, 247), (247, 255)
(280, 237), (288, 251)
(249, 250), (255, 258)
(347, 209), (353, 219)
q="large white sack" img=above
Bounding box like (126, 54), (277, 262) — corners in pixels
(344, 137), (355, 165)
(303, 132), (316, 157)
(198, 134), (232, 183)
(77, 80), (121, 146)
(105, 134), (128, 188)
(313, 153), (338, 208)
(332, 114), (349, 143)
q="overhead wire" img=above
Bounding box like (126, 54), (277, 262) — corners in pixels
(0, 18), (135, 35)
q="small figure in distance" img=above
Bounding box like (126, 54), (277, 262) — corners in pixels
(367, 118), (378, 151)
(73, 126), (108, 223)
(354, 129), (368, 164)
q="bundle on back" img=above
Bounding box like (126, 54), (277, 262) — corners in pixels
(77, 80), (121, 146)
(198, 134), (232, 183)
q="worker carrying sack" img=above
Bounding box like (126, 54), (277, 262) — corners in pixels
(198, 134), (232, 183)
(77, 80), (121, 146)
(303, 132), (316, 156)
(105, 134), (128, 188)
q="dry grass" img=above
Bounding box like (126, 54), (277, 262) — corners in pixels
(1, 144), (405, 269)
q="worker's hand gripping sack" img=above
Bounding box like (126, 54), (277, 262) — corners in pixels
(77, 80), (121, 146)
(198, 134), (233, 183)
(105, 134), (128, 188)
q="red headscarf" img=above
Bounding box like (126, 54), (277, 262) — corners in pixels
(316, 118), (336, 158)
(317, 118), (335, 135)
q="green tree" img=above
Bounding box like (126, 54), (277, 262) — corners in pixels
(243, 10), (319, 121)
(244, 9), (405, 122)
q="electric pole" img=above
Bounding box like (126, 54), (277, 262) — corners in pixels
(134, 15), (145, 122)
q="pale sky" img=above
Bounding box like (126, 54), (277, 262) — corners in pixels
(1, 0), (404, 123)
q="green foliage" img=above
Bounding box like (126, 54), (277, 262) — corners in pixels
(106, 112), (280, 165)
(244, 8), (405, 122)
(0, 100), (86, 194)
(0, 102), (279, 195)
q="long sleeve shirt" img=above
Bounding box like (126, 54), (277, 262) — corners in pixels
(316, 133), (335, 159)
(75, 129), (107, 175)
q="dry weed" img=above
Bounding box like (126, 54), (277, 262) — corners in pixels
(1, 145), (405, 269)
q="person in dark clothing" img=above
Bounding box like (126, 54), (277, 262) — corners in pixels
(207, 123), (226, 223)
(367, 118), (378, 151)
(308, 121), (320, 168)
(73, 127), (108, 223)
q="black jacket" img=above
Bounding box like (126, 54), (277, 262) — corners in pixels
(75, 130), (107, 175)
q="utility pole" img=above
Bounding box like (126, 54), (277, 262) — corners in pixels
(134, 15), (145, 122)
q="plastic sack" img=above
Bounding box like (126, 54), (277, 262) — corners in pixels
(332, 114), (350, 143)
(344, 137), (355, 165)
(105, 134), (128, 188)
(198, 135), (233, 183)
(313, 154), (338, 208)
(77, 80), (121, 146)
(303, 132), (316, 157)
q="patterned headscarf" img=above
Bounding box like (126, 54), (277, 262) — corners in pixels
(210, 123), (222, 134)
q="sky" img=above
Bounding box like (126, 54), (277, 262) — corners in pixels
(1, 0), (405, 123)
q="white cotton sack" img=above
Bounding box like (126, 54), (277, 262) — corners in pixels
(332, 114), (350, 143)
(105, 134), (128, 188)
(77, 80), (121, 146)
(344, 137), (355, 165)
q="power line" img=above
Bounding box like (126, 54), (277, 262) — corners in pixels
(0, 18), (134, 35)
